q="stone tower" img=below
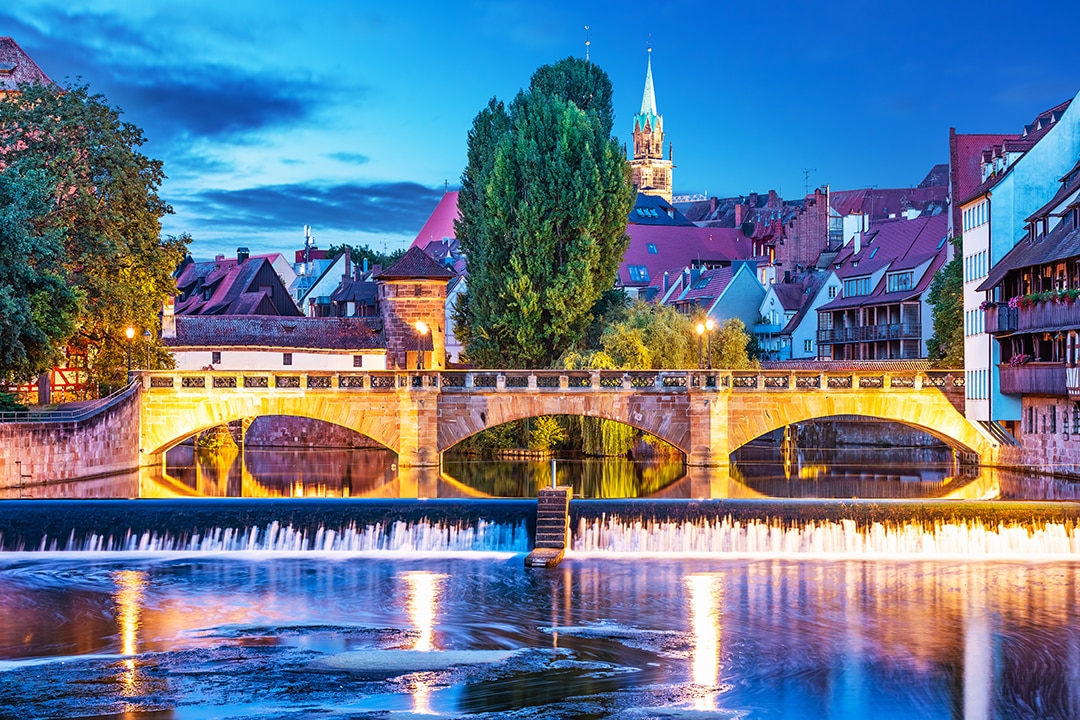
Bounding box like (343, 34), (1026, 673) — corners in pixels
(375, 247), (454, 370)
(629, 48), (674, 202)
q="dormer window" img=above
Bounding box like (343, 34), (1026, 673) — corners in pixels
(887, 271), (914, 293)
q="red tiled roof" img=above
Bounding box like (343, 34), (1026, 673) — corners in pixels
(0, 37), (54, 93)
(619, 224), (753, 287)
(829, 187), (946, 219)
(175, 255), (302, 316)
(950, 133), (1018, 207)
(163, 316), (384, 350)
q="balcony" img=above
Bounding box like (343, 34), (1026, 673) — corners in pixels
(998, 362), (1067, 396)
(817, 323), (922, 344)
(1017, 300), (1080, 333)
(754, 322), (784, 335)
(984, 304), (1017, 335)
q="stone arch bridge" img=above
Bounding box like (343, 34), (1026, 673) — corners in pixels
(137, 367), (996, 470)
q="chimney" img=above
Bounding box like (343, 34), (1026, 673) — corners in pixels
(734, 203), (744, 226)
(161, 297), (176, 339)
(854, 231), (862, 255)
(749, 192), (759, 207)
(237, 247), (249, 263)
(343, 250), (351, 279)
(690, 266), (702, 285)
(215, 254), (225, 262)
(768, 189), (779, 207)
(709, 196), (717, 216)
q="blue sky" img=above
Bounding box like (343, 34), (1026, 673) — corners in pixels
(5, 1), (1079, 260)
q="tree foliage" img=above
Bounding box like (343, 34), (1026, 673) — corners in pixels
(926, 236), (964, 368)
(0, 82), (189, 388)
(326, 243), (405, 273)
(0, 160), (80, 380)
(454, 58), (634, 368)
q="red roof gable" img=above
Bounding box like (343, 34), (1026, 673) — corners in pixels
(0, 37), (54, 93)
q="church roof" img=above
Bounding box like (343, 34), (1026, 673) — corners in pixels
(376, 246), (454, 280)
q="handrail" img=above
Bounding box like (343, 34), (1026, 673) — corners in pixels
(0, 380), (139, 424)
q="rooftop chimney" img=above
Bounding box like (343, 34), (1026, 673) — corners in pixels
(237, 247), (249, 263)
(161, 297), (176, 339)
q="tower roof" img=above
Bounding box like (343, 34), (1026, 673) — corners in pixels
(376, 246), (454, 280)
(634, 49), (661, 133)
(0, 37), (55, 93)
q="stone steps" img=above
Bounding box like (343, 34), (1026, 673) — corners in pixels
(525, 486), (571, 568)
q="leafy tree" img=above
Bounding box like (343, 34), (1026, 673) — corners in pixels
(0, 160), (80, 381)
(326, 243), (405, 273)
(0, 82), (189, 389)
(706, 317), (759, 370)
(454, 58), (633, 368)
(926, 237), (964, 367)
(528, 416), (567, 452)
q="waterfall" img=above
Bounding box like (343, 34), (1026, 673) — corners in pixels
(571, 515), (1080, 558)
(15, 519), (530, 554)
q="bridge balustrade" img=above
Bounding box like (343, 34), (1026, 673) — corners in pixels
(139, 368), (964, 396)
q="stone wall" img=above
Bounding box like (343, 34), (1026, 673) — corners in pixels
(379, 279), (447, 370)
(998, 397), (1080, 478)
(0, 387), (141, 488)
(779, 187), (829, 271)
(243, 416), (383, 449)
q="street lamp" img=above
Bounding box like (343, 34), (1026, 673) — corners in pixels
(143, 329), (152, 370)
(415, 320), (429, 370)
(696, 322), (705, 369)
(705, 318), (715, 370)
(125, 326), (135, 381)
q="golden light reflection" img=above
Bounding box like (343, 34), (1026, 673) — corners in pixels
(402, 571), (447, 715)
(686, 573), (722, 710)
(112, 570), (147, 694)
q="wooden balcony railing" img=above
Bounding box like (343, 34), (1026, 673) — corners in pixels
(998, 362), (1067, 396)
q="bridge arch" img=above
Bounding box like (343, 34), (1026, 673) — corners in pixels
(435, 391), (691, 455)
(724, 390), (995, 458)
(141, 391), (403, 456)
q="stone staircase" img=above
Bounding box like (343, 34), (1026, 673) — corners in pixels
(525, 486), (571, 568)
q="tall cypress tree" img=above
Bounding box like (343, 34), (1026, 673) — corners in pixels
(454, 58), (633, 368)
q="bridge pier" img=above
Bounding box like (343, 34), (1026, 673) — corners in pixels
(686, 390), (730, 467)
(396, 380), (442, 468)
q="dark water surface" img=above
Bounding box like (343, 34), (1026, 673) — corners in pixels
(2, 554), (1080, 719)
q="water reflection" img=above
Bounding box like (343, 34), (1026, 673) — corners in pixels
(112, 570), (147, 694)
(441, 457), (687, 498)
(401, 571), (446, 715)
(686, 573), (723, 710)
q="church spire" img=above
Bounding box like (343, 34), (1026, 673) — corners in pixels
(640, 48), (657, 116)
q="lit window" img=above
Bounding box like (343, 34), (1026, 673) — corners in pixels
(627, 265), (650, 282)
(283, 353), (293, 366)
(212, 351), (221, 364)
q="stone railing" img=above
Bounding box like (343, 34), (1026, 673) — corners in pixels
(141, 368), (965, 395)
(0, 380), (140, 424)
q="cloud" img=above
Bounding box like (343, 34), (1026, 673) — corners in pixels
(328, 152), (371, 166)
(184, 181), (444, 236)
(0, 9), (333, 147)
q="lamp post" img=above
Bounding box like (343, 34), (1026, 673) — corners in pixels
(415, 320), (429, 370)
(705, 318), (715, 369)
(143, 329), (152, 370)
(696, 322), (705, 369)
(125, 326), (135, 381)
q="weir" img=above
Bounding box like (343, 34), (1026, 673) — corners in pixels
(3, 499), (1080, 559)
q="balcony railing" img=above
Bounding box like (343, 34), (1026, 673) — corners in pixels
(754, 322), (784, 335)
(998, 362), (1067, 396)
(817, 323), (921, 344)
(984, 304), (1017, 335)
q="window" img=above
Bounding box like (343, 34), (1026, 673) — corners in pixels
(843, 276), (871, 296)
(804, 339), (813, 352)
(887, 271), (913, 293)
(828, 285), (838, 299)
(627, 265), (650, 282)
(647, 243), (658, 254)
(693, 276), (710, 289)
(283, 353), (293, 366)
(353, 355), (363, 367)
(212, 351), (221, 364)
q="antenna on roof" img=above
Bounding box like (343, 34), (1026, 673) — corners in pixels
(584, 25), (590, 61)
(802, 168), (816, 195)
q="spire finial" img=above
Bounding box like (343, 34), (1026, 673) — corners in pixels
(640, 40), (657, 117)
(584, 25), (590, 61)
